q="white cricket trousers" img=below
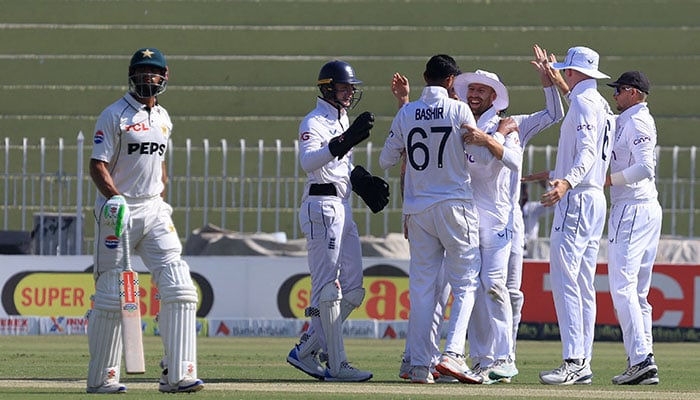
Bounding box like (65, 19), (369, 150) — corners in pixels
(299, 197), (363, 311)
(607, 200), (662, 366)
(468, 225), (513, 366)
(549, 189), (606, 361)
(406, 199), (481, 367)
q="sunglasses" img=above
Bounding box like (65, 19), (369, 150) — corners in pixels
(614, 86), (635, 96)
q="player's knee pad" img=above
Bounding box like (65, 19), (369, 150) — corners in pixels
(155, 260), (198, 305)
(86, 308), (122, 388)
(340, 287), (365, 321)
(93, 269), (123, 312)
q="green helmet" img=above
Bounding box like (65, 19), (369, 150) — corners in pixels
(128, 48), (168, 98)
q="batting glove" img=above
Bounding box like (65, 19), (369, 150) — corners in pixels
(103, 195), (131, 238)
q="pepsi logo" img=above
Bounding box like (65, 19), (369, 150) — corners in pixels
(105, 235), (119, 249)
(94, 130), (105, 144)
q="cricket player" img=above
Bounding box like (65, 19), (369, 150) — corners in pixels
(380, 54), (490, 385)
(87, 47), (204, 394)
(605, 71), (661, 385)
(455, 70), (522, 383)
(286, 60), (385, 383)
(535, 46), (615, 385)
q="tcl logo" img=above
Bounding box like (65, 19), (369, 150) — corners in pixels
(128, 142), (166, 155)
(125, 123), (149, 132)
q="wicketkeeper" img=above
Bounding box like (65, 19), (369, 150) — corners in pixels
(286, 60), (388, 382)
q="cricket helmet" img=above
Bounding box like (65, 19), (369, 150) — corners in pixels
(128, 47), (168, 98)
(317, 60), (363, 109)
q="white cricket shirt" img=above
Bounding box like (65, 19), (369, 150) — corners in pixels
(379, 86), (482, 214)
(553, 79), (614, 190)
(298, 98), (353, 202)
(91, 93), (172, 199)
(609, 102), (658, 203)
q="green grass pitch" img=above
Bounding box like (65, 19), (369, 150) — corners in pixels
(0, 336), (698, 399)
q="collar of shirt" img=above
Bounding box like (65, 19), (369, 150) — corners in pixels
(315, 96), (346, 120)
(477, 106), (500, 132)
(618, 102), (648, 124)
(122, 92), (156, 111)
(569, 78), (598, 96)
(418, 85), (450, 102)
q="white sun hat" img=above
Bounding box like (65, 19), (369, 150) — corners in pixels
(453, 69), (509, 112)
(551, 46), (610, 79)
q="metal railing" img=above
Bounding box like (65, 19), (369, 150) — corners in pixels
(1, 134), (697, 255)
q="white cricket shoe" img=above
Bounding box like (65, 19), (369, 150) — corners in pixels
(287, 344), (326, 380)
(539, 359), (592, 385)
(612, 353), (658, 385)
(158, 369), (205, 393)
(324, 361), (373, 382)
(435, 352), (483, 384)
(410, 366), (435, 384)
(86, 382), (126, 394)
(489, 358), (519, 380)
(472, 363), (497, 385)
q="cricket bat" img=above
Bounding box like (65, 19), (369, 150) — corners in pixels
(119, 229), (146, 374)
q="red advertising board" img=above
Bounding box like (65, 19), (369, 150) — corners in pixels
(521, 261), (699, 328)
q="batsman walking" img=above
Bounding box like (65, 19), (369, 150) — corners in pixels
(87, 47), (204, 394)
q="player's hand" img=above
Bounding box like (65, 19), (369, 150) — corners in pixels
(497, 117), (519, 136)
(541, 179), (571, 207)
(391, 73), (410, 106)
(462, 124), (491, 146)
(103, 195), (130, 237)
(328, 111), (374, 159)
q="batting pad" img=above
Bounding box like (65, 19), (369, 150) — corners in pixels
(160, 301), (198, 385)
(157, 261), (198, 385)
(87, 309), (122, 388)
(319, 281), (345, 376)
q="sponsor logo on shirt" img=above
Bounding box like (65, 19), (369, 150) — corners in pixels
(127, 142), (166, 156)
(633, 136), (651, 146)
(94, 131), (104, 144)
(105, 235), (119, 249)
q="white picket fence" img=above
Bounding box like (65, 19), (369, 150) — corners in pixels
(1, 134), (697, 255)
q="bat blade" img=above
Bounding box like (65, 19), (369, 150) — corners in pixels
(120, 269), (145, 374)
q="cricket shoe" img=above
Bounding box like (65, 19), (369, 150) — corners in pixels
(472, 363), (497, 385)
(638, 372), (659, 385)
(489, 358), (519, 381)
(410, 366), (435, 384)
(399, 356), (411, 379)
(324, 361), (373, 382)
(435, 352), (483, 384)
(612, 353), (658, 385)
(287, 344), (325, 380)
(539, 359), (592, 385)
(158, 369), (205, 393)
(86, 382), (127, 394)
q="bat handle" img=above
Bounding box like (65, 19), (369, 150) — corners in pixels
(122, 228), (132, 272)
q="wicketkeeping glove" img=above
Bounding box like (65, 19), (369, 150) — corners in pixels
(103, 195), (130, 238)
(328, 111), (374, 159)
(351, 165), (390, 213)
